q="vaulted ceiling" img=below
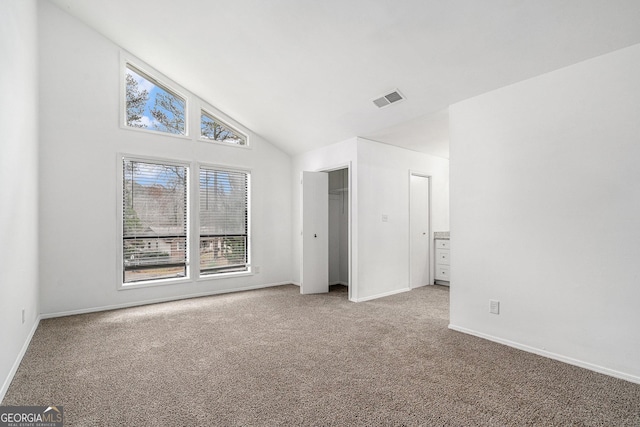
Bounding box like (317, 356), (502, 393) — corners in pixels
(49, 0), (640, 157)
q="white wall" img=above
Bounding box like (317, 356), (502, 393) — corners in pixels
(38, 2), (292, 316)
(356, 138), (449, 300)
(449, 43), (640, 382)
(292, 137), (449, 301)
(0, 0), (40, 400)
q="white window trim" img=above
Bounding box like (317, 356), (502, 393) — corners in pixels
(117, 156), (256, 290)
(117, 50), (258, 289)
(195, 163), (252, 278)
(120, 52), (191, 140)
(195, 271), (254, 282)
(120, 50), (253, 151)
(117, 153), (192, 290)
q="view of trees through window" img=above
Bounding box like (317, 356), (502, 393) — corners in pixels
(123, 159), (188, 283)
(125, 65), (186, 135)
(121, 60), (251, 285)
(201, 111), (247, 145)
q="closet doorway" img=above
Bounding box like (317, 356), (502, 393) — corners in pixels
(328, 168), (350, 298)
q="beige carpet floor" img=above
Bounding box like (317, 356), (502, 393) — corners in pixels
(2, 284), (639, 426)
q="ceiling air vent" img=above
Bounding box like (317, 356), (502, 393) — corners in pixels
(373, 89), (405, 109)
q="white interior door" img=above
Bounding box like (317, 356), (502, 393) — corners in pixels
(301, 171), (328, 294)
(410, 174), (430, 287)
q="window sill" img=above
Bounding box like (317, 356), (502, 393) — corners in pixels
(198, 138), (252, 150)
(120, 123), (192, 141)
(196, 270), (253, 282)
(117, 269), (254, 291)
(118, 276), (190, 290)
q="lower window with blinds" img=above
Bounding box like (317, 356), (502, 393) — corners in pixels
(122, 158), (189, 284)
(199, 167), (249, 275)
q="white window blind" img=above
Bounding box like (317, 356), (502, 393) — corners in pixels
(199, 167), (249, 275)
(123, 159), (188, 283)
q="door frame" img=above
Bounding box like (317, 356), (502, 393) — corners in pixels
(319, 162), (354, 301)
(408, 171), (433, 288)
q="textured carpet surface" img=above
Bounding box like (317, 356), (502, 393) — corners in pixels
(3, 284), (640, 426)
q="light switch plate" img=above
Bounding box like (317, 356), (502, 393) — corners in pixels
(490, 300), (500, 315)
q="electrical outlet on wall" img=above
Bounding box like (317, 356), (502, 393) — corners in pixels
(22, 308), (25, 324)
(254, 266), (260, 273)
(490, 300), (500, 315)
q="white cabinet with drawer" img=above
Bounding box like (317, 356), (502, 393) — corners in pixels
(435, 238), (450, 284)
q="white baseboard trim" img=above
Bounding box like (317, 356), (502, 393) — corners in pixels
(1, 315), (41, 403)
(291, 282), (301, 287)
(41, 282), (293, 319)
(448, 324), (640, 385)
(354, 287), (411, 302)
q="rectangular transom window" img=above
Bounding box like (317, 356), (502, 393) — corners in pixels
(199, 167), (249, 275)
(125, 64), (186, 135)
(200, 110), (247, 146)
(122, 158), (188, 283)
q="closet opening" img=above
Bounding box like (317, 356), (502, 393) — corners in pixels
(328, 168), (349, 298)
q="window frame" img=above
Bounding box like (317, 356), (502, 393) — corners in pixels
(120, 53), (191, 140)
(196, 163), (252, 279)
(117, 51), (256, 289)
(117, 153), (192, 290)
(199, 107), (250, 148)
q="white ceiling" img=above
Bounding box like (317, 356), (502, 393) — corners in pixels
(49, 0), (640, 157)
